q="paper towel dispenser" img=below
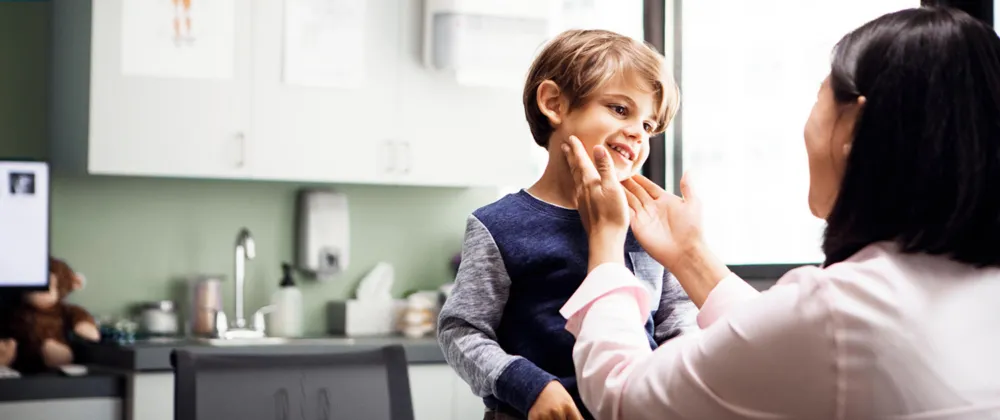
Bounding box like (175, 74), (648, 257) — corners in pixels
(422, 0), (554, 88)
(295, 189), (349, 281)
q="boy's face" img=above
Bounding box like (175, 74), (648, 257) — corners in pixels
(554, 76), (658, 180)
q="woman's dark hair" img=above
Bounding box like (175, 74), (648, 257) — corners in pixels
(823, 7), (1000, 267)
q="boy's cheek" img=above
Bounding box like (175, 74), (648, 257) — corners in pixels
(634, 149), (651, 169)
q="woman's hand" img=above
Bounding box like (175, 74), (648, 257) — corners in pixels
(623, 173), (703, 268)
(562, 135), (629, 271)
(624, 172), (730, 307)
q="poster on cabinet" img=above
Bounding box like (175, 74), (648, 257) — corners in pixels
(120, 0), (236, 79)
(282, 0), (367, 89)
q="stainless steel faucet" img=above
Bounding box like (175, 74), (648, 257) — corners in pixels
(233, 227), (255, 329)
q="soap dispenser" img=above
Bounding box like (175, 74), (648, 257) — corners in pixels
(269, 262), (303, 338)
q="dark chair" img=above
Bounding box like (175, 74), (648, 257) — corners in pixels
(172, 345), (415, 420)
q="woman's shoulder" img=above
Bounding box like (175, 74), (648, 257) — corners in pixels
(781, 241), (992, 317)
(781, 242), (944, 285)
(825, 241), (986, 288)
(766, 242), (920, 317)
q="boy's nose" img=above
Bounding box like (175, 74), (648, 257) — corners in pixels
(622, 122), (645, 141)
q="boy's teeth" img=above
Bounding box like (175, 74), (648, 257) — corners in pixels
(610, 145), (630, 160)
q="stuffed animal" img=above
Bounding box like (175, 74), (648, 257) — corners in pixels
(0, 257), (99, 374)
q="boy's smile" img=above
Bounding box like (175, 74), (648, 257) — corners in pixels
(607, 142), (637, 162)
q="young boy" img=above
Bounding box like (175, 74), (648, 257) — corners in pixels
(437, 29), (694, 420)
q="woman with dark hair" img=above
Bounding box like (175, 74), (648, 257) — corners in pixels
(558, 7), (1000, 420)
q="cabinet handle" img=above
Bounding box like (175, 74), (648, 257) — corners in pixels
(401, 141), (412, 174)
(236, 132), (246, 168)
(384, 140), (396, 174)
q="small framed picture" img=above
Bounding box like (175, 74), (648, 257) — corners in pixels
(8, 172), (35, 195)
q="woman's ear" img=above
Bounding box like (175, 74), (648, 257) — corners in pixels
(836, 95), (867, 157)
(536, 80), (566, 126)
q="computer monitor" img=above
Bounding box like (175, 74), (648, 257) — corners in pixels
(0, 159), (50, 292)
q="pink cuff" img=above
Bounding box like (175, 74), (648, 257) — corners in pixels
(695, 272), (760, 328)
(560, 263), (652, 336)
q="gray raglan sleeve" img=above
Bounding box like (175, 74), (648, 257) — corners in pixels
(653, 271), (700, 344)
(437, 215), (556, 409)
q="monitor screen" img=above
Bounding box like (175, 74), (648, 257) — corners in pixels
(0, 160), (49, 290)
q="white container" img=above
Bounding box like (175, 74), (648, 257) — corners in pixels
(136, 300), (179, 337)
(268, 263), (303, 338)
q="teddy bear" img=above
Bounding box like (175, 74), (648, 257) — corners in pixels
(0, 257), (99, 374)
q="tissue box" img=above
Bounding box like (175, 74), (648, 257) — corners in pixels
(326, 299), (405, 336)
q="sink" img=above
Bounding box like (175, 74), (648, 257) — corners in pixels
(196, 337), (363, 347)
(199, 337), (289, 346)
(284, 337), (357, 345)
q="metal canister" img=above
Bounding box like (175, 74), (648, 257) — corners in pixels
(135, 300), (178, 337)
(187, 275), (224, 337)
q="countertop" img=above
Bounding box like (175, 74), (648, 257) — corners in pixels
(0, 334), (443, 402)
(77, 334), (445, 372)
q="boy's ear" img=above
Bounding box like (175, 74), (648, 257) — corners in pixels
(536, 80), (566, 126)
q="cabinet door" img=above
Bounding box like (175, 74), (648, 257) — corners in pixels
(249, 0), (400, 184)
(394, 2), (541, 188)
(128, 372), (174, 420)
(87, 0), (254, 178)
(0, 399), (122, 420)
(451, 370), (487, 419)
(408, 364), (456, 420)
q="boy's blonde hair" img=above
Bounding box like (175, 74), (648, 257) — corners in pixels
(523, 29), (680, 148)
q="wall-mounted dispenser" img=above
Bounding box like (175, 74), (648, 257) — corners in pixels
(422, 0), (555, 88)
(295, 189), (349, 281)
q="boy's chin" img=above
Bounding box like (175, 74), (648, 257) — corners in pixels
(615, 166), (638, 181)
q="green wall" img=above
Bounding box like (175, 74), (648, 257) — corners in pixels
(0, 2), (496, 335)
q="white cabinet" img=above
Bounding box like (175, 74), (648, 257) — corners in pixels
(408, 364), (456, 420)
(248, 0), (402, 185)
(407, 364), (485, 420)
(0, 398), (122, 420)
(51, 0), (255, 179)
(50, 0), (542, 188)
(128, 372), (173, 420)
(450, 369), (489, 419)
(394, 0), (542, 188)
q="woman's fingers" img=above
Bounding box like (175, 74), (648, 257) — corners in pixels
(592, 145), (619, 187)
(623, 177), (653, 205)
(623, 185), (643, 211)
(562, 135), (600, 186)
(632, 174), (665, 199)
(679, 171), (698, 204)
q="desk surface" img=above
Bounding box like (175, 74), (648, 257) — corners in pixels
(0, 372), (125, 402)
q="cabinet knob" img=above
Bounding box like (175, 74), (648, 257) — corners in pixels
(383, 140), (396, 174)
(400, 141), (412, 174)
(236, 132), (246, 168)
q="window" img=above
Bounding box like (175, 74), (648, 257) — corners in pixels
(995, 0), (999, 29)
(670, 0), (919, 273)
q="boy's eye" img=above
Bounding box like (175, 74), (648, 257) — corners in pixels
(609, 105), (627, 116)
(643, 122), (654, 133)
